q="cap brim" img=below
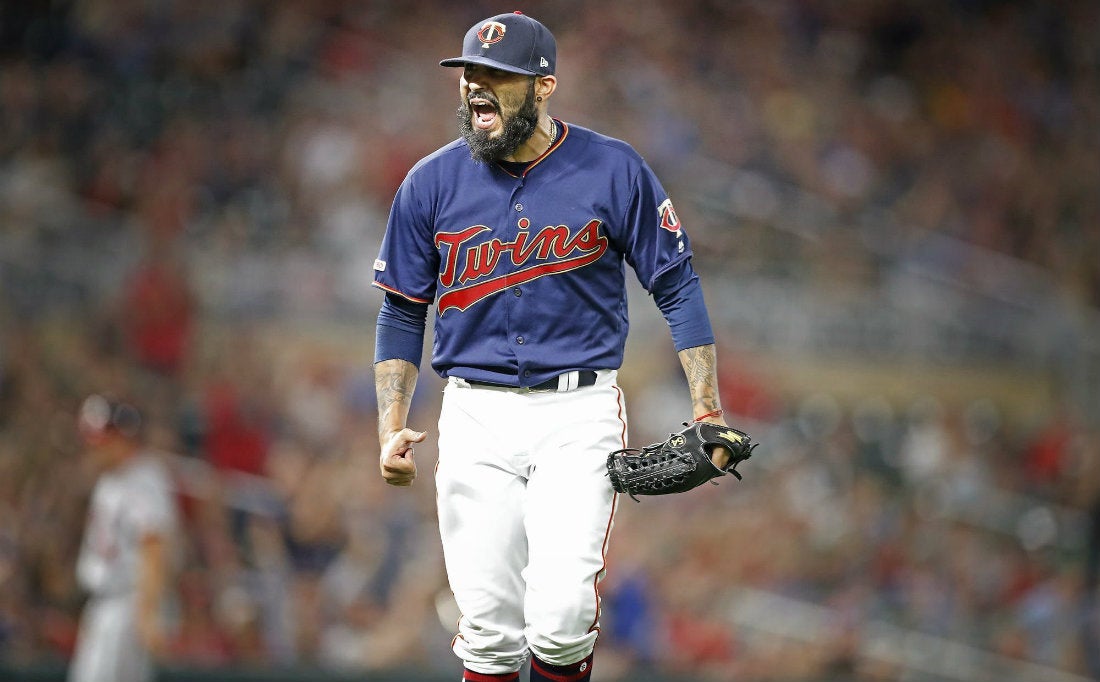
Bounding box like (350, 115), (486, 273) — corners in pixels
(439, 55), (537, 76)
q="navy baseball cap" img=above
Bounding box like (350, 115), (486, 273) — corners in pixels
(440, 11), (556, 77)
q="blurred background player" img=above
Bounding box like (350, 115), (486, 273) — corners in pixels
(69, 395), (179, 682)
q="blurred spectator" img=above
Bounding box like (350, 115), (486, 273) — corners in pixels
(199, 341), (274, 477)
(118, 236), (195, 380)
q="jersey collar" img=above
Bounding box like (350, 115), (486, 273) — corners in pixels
(495, 118), (567, 178)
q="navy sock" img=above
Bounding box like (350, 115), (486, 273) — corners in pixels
(529, 653), (593, 682)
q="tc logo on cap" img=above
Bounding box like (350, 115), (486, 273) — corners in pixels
(477, 21), (507, 47)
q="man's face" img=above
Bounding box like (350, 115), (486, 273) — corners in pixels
(79, 428), (128, 472)
(77, 396), (136, 471)
(457, 64), (539, 162)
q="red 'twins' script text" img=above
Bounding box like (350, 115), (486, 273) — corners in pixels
(434, 218), (607, 314)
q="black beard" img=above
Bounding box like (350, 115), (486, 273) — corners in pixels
(457, 82), (539, 163)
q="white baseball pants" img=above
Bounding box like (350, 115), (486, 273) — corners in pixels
(436, 370), (625, 674)
(68, 594), (152, 682)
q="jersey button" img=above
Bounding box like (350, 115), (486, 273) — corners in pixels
(516, 336), (525, 345)
(523, 370), (531, 377)
(514, 203), (523, 211)
(512, 287), (522, 297)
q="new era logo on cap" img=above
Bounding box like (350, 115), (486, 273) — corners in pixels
(440, 11), (557, 77)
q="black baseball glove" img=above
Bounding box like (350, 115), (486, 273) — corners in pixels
(606, 421), (757, 500)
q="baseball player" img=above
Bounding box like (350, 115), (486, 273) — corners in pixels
(69, 395), (178, 682)
(372, 12), (734, 682)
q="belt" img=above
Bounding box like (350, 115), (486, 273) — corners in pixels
(465, 370), (598, 393)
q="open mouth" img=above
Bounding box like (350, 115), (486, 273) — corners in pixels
(468, 95), (499, 131)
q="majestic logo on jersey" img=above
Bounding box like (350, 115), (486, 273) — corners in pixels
(435, 218), (608, 314)
(477, 21), (507, 48)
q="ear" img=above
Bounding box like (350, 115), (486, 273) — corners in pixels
(535, 75), (557, 102)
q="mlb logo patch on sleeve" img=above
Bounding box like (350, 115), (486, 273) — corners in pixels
(374, 259), (387, 271)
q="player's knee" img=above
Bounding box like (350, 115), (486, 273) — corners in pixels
(526, 627), (598, 667)
(452, 626), (528, 674)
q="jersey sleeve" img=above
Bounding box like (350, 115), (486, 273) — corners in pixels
(129, 461), (178, 537)
(373, 173), (440, 304)
(651, 259), (715, 351)
(618, 162), (693, 291)
(375, 293), (428, 366)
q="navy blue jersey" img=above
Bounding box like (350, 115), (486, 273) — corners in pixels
(373, 120), (694, 386)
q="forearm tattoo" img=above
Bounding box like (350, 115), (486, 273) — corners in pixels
(678, 344), (721, 416)
(375, 359), (418, 438)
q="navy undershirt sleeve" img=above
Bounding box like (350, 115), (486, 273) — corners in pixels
(375, 293), (429, 367)
(650, 259), (715, 351)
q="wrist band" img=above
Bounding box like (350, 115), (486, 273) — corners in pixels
(693, 408), (723, 422)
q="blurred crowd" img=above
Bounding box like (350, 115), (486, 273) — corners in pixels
(1, 0), (1099, 680)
